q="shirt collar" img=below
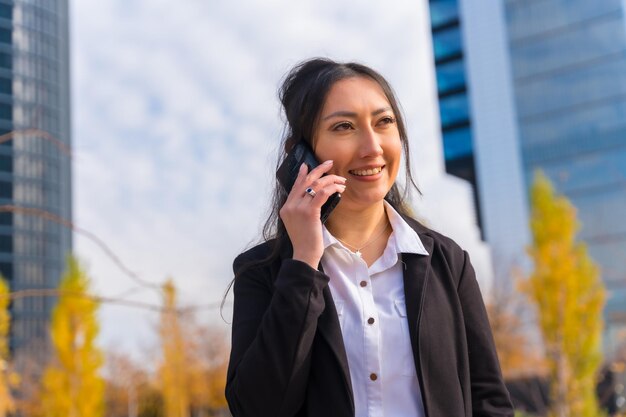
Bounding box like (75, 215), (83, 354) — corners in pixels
(321, 200), (429, 256)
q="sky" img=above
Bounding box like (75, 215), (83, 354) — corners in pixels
(71, 0), (489, 357)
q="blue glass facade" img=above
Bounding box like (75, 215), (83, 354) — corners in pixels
(0, 1), (13, 294)
(429, 0), (483, 234)
(505, 0), (626, 339)
(430, 0), (626, 351)
(0, 0), (71, 361)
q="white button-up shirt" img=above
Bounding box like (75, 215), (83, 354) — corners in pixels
(321, 201), (429, 417)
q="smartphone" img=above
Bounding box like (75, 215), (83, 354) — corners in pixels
(276, 141), (341, 224)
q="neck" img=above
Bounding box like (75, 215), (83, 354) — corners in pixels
(325, 201), (389, 246)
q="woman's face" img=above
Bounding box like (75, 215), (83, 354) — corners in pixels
(313, 76), (402, 211)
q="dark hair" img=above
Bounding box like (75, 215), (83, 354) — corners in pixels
(222, 58), (420, 316)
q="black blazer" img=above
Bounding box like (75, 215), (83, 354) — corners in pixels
(226, 216), (514, 417)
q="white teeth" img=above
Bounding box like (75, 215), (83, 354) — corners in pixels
(350, 167), (383, 176)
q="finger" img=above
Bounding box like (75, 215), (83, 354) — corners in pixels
(291, 162), (309, 190)
(286, 163), (310, 204)
(306, 174), (347, 193)
(307, 160), (334, 180)
(297, 160), (334, 192)
(309, 183), (346, 206)
(291, 160), (334, 200)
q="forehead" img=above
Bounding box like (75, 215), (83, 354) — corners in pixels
(321, 76), (391, 112)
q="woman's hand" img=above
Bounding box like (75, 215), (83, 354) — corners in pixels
(279, 161), (346, 269)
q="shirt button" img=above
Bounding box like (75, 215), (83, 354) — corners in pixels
(367, 317), (375, 325)
(370, 373), (378, 381)
(359, 281), (367, 287)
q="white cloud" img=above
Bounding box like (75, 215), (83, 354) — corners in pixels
(71, 0), (489, 355)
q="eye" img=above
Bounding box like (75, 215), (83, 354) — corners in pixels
(377, 116), (396, 126)
(332, 121), (353, 131)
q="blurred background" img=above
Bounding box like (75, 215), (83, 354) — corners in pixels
(0, 0), (625, 415)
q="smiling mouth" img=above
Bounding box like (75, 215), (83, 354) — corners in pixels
(349, 166), (384, 176)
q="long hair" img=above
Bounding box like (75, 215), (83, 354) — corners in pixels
(223, 58), (421, 312)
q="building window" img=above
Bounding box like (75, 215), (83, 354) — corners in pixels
(0, 4), (11, 20)
(430, 0), (458, 28)
(0, 212), (11, 226)
(0, 103), (11, 120)
(433, 26), (463, 63)
(0, 154), (11, 172)
(439, 92), (470, 128)
(0, 233), (10, 253)
(0, 262), (12, 280)
(0, 78), (10, 95)
(0, 52), (11, 70)
(443, 126), (473, 160)
(0, 180), (10, 198)
(436, 59), (466, 95)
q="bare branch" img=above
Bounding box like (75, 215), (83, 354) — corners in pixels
(0, 128), (72, 157)
(0, 205), (160, 291)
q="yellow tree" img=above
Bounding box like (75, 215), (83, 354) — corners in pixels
(523, 171), (605, 417)
(158, 279), (189, 417)
(0, 276), (16, 417)
(185, 321), (229, 414)
(157, 279), (229, 416)
(41, 256), (105, 417)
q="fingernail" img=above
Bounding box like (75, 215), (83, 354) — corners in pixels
(323, 160), (333, 165)
(339, 177), (347, 183)
(300, 163), (307, 171)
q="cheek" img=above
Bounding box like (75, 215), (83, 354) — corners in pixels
(311, 135), (333, 161)
(385, 141), (402, 169)
(316, 141), (352, 164)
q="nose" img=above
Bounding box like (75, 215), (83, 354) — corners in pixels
(359, 126), (384, 158)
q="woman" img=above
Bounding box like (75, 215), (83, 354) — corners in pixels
(226, 58), (514, 417)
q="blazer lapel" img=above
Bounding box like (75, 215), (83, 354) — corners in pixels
(276, 225), (433, 413)
(277, 241), (354, 410)
(401, 232), (434, 411)
(317, 267), (355, 409)
(401, 233), (434, 342)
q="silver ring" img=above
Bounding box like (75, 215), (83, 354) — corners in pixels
(305, 187), (316, 198)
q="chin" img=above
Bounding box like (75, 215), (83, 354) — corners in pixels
(343, 190), (389, 209)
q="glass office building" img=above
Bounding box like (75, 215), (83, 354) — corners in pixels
(0, 0), (71, 361)
(505, 0), (626, 350)
(429, 0), (482, 233)
(428, 0), (626, 351)
(429, 0), (529, 276)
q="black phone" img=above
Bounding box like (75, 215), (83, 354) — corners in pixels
(276, 141), (341, 224)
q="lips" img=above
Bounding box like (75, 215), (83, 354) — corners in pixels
(349, 166), (384, 176)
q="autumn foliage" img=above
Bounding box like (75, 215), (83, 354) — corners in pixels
(159, 279), (190, 417)
(104, 317), (229, 417)
(0, 256), (229, 417)
(41, 256), (105, 417)
(157, 279), (229, 417)
(0, 277), (16, 417)
(522, 171), (606, 417)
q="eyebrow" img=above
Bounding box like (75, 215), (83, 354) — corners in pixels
(322, 106), (393, 121)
